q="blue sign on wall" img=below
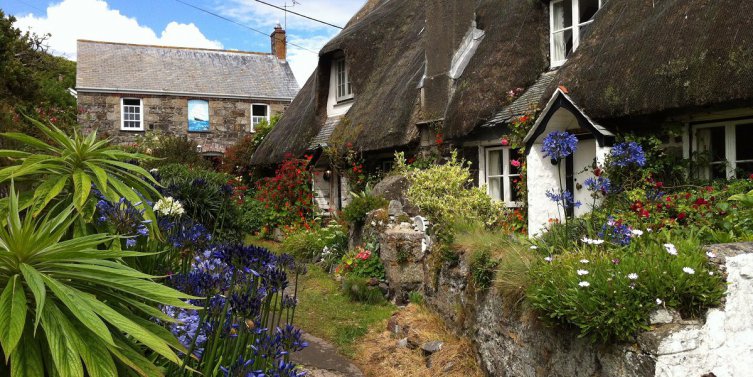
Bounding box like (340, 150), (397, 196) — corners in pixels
(188, 100), (209, 132)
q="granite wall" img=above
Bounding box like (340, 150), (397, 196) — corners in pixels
(77, 92), (288, 154)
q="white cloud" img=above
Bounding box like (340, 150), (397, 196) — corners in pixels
(287, 32), (337, 85)
(14, 0), (223, 60)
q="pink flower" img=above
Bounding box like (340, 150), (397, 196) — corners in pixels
(511, 159), (521, 168)
(501, 138), (510, 146)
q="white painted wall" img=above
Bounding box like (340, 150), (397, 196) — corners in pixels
(312, 170), (331, 213)
(527, 145), (565, 236)
(655, 252), (753, 377)
(326, 63), (353, 117)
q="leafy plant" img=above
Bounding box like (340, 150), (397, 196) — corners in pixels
(131, 132), (210, 170)
(335, 246), (386, 280)
(342, 186), (388, 224)
(341, 277), (386, 304)
(0, 119), (160, 221)
(469, 249), (499, 290)
(254, 154), (315, 230)
(281, 221), (348, 264)
(0, 187), (194, 376)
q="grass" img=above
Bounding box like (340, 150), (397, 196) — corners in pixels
(294, 267), (396, 357)
(246, 234), (396, 358)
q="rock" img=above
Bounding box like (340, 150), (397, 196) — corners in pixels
(388, 200), (404, 217)
(407, 330), (420, 349)
(378, 282), (390, 295)
(373, 175), (411, 202)
(650, 308), (677, 324)
(367, 277), (380, 286)
(397, 337), (409, 348)
(421, 340), (444, 354)
(387, 314), (400, 334)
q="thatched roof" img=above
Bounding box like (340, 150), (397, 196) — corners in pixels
(550, 0), (753, 121)
(251, 0), (423, 165)
(442, 0), (549, 140)
(251, 71), (324, 164)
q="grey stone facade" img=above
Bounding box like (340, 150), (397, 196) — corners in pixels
(77, 93), (287, 154)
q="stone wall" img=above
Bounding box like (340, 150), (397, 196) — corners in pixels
(372, 217), (753, 377)
(77, 92), (288, 154)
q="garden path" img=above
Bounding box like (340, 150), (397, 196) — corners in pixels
(292, 333), (365, 377)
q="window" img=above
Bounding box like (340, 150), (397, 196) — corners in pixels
(485, 147), (522, 205)
(694, 121), (753, 179)
(550, 0), (605, 67)
(251, 104), (269, 131)
(335, 58), (353, 101)
(121, 98), (143, 131)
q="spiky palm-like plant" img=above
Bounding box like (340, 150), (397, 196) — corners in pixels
(0, 187), (196, 377)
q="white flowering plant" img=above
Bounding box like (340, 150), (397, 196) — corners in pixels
(528, 231), (725, 343)
(154, 196), (185, 216)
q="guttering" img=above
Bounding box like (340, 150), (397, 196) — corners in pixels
(75, 87), (295, 102)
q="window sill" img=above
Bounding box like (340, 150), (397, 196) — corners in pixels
(335, 97), (354, 105)
(120, 128), (145, 132)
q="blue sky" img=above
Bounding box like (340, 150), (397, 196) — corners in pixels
(4, 0), (367, 85)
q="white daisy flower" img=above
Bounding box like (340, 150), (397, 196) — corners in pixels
(578, 281), (590, 287)
(682, 267), (695, 275)
(544, 256), (553, 262)
(631, 229), (644, 237)
(577, 269), (589, 276)
(708, 271), (714, 276)
(664, 243), (678, 256)
(580, 259), (590, 264)
(530, 245), (538, 250)
(656, 298), (663, 305)
(627, 273), (638, 280)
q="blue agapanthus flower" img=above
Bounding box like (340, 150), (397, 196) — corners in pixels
(584, 176), (612, 195)
(610, 141), (646, 167)
(546, 189), (582, 209)
(598, 217), (633, 246)
(162, 306), (209, 359)
(95, 197), (150, 248)
(542, 131), (578, 161)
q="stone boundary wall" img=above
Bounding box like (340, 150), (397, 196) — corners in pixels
(371, 213), (753, 377)
(77, 92), (288, 154)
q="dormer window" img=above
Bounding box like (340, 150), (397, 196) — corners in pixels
(335, 58), (353, 102)
(550, 0), (605, 67)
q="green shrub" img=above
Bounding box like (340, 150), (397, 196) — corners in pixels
(342, 276), (386, 304)
(469, 249), (499, 290)
(342, 187), (388, 224)
(240, 197), (272, 234)
(156, 163), (244, 241)
(527, 232), (725, 343)
(408, 291), (424, 305)
(133, 131), (210, 170)
(280, 221), (348, 265)
(335, 245), (386, 280)
(393, 150), (504, 227)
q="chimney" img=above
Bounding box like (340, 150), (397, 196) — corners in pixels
(271, 23), (287, 60)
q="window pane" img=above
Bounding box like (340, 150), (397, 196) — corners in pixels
(489, 177), (503, 201)
(552, 29), (573, 62)
(252, 105), (267, 116)
(737, 162), (753, 178)
(509, 148), (522, 174)
(710, 163), (727, 180)
(579, 0), (600, 23)
(487, 149), (502, 176)
(509, 176), (521, 202)
(736, 123), (753, 161)
(552, 0), (572, 30)
(709, 127), (726, 162)
(124, 99), (140, 106)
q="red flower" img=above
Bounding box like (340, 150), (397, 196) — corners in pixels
(501, 138), (510, 146)
(677, 213), (687, 220)
(511, 159), (521, 168)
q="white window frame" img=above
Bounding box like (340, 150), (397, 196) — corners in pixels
(549, 0), (604, 68)
(250, 103), (270, 132)
(334, 58), (353, 102)
(120, 98), (144, 131)
(484, 146), (522, 207)
(692, 120), (753, 180)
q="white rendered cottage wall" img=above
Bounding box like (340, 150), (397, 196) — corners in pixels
(654, 252), (753, 377)
(527, 138), (611, 236)
(527, 145), (563, 236)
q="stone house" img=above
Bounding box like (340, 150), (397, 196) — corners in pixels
(251, 0), (753, 231)
(76, 25), (298, 156)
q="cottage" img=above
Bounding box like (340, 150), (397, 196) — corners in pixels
(76, 25), (298, 156)
(251, 0), (753, 234)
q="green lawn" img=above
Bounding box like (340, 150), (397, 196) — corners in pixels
(246, 235), (396, 357)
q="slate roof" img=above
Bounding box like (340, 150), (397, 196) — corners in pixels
(483, 71), (557, 127)
(309, 116), (341, 149)
(76, 40), (299, 100)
